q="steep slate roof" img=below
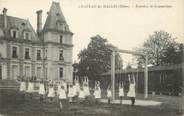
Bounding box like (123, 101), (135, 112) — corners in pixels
(43, 2), (71, 33)
(0, 14), (39, 41)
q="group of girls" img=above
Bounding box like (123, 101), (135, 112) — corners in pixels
(18, 74), (136, 109)
(18, 76), (37, 100)
(18, 76), (93, 110)
(106, 74), (136, 106)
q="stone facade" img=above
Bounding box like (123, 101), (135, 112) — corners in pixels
(0, 2), (73, 82)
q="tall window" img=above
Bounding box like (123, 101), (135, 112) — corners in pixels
(60, 35), (63, 43)
(44, 49), (47, 60)
(59, 67), (63, 79)
(59, 50), (64, 61)
(12, 47), (18, 58)
(25, 48), (30, 59)
(12, 30), (17, 38)
(37, 50), (41, 60)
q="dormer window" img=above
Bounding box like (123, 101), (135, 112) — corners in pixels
(56, 21), (61, 30)
(24, 32), (31, 40)
(56, 13), (60, 17)
(10, 29), (18, 38)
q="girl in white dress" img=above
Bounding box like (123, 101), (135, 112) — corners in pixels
(83, 76), (90, 98)
(19, 76), (26, 101)
(39, 79), (46, 102)
(19, 77), (26, 92)
(78, 86), (85, 103)
(72, 83), (77, 97)
(75, 78), (80, 96)
(58, 86), (67, 110)
(94, 81), (101, 104)
(57, 81), (61, 93)
(107, 85), (112, 104)
(48, 80), (55, 102)
(68, 84), (74, 103)
(127, 75), (136, 106)
(62, 80), (67, 92)
(27, 77), (34, 99)
(119, 81), (124, 104)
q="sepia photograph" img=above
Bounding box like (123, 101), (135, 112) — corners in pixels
(0, 0), (183, 115)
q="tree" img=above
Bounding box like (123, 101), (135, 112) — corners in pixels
(77, 35), (123, 81)
(136, 30), (178, 66)
(161, 43), (183, 64)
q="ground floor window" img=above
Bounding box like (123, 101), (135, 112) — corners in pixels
(24, 66), (31, 78)
(36, 67), (41, 79)
(12, 65), (18, 80)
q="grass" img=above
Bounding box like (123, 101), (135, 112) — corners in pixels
(0, 89), (182, 116)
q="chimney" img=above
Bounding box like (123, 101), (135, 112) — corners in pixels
(2, 8), (7, 29)
(36, 10), (42, 34)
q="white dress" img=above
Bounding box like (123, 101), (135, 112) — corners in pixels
(48, 87), (55, 98)
(94, 88), (101, 99)
(57, 85), (61, 95)
(72, 85), (77, 96)
(59, 89), (66, 99)
(127, 83), (136, 97)
(79, 89), (85, 98)
(119, 88), (124, 97)
(39, 83), (45, 95)
(75, 83), (80, 93)
(27, 82), (34, 93)
(84, 86), (90, 96)
(19, 82), (26, 92)
(107, 90), (112, 98)
(68, 87), (74, 97)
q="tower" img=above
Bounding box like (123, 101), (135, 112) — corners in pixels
(42, 2), (73, 82)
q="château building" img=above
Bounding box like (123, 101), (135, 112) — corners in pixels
(0, 2), (73, 82)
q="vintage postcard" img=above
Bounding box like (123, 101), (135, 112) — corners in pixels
(0, 0), (183, 116)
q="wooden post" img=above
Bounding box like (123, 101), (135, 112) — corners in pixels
(111, 50), (115, 101)
(144, 54), (148, 98)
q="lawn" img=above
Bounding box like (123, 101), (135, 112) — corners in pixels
(0, 89), (182, 116)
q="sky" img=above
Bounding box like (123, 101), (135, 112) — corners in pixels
(0, 0), (184, 66)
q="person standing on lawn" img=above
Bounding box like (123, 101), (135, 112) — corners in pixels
(127, 74), (136, 106)
(38, 78), (46, 102)
(58, 85), (67, 111)
(19, 76), (26, 101)
(27, 76), (34, 99)
(72, 79), (78, 102)
(48, 80), (55, 103)
(119, 81), (124, 104)
(78, 85), (85, 103)
(75, 77), (80, 96)
(68, 83), (74, 103)
(94, 81), (101, 104)
(107, 85), (112, 104)
(83, 76), (90, 99)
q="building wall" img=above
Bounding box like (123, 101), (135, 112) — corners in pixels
(0, 2), (73, 83)
(43, 31), (73, 82)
